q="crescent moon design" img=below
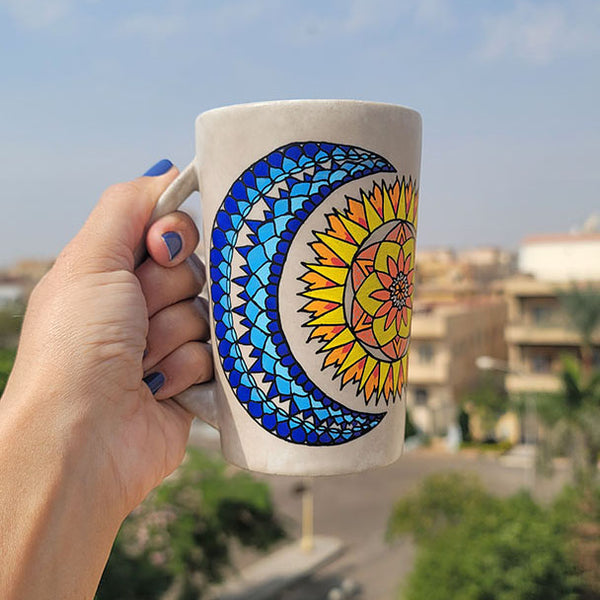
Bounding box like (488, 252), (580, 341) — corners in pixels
(210, 142), (397, 445)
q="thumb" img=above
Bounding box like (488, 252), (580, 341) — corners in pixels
(68, 159), (179, 273)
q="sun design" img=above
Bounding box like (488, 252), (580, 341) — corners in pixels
(300, 177), (418, 405)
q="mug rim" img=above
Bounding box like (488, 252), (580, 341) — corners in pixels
(197, 98), (421, 122)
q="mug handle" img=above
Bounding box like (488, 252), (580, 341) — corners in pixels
(135, 161), (220, 430)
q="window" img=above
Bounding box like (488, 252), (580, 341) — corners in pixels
(530, 305), (553, 325)
(417, 343), (433, 364)
(414, 387), (429, 406)
(531, 354), (552, 373)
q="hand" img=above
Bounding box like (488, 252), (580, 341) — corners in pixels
(0, 160), (213, 599)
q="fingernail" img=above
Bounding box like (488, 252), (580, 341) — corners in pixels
(143, 159), (173, 177)
(143, 372), (165, 394)
(162, 231), (183, 260)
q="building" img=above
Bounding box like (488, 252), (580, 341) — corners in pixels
(414, 246), (515, 304)
(504, 276), (600, 396)
(519, 233), (600, 282)
(406, 298), (507, 436)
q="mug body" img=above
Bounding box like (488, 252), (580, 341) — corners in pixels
(195, 100), (421, 475)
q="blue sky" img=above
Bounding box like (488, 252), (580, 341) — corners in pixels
(1, 0), (599, 266)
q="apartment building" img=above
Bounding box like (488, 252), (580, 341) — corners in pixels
(504, 232), (600, 396)
(406, 299), (507, 436)
(504, 276), (600, 396)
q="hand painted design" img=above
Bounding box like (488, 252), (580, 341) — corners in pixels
(211, 142), (404, 446)
(300, 179), (418, 406)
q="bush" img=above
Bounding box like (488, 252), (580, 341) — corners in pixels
(0, 347), (16, 396)
(96, 448), (286, 600)
(387, 473), (584, 600)
(0, 303), (24, 347)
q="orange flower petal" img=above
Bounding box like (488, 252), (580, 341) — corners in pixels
(377, 272), (393, 288)
(385, 307), (398, 330)
(375, 300), (394, 318)
(387, 255), (398, 278)
(371, 289), (391, 301)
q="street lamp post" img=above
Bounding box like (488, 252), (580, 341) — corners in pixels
(293, 478), (314, 553)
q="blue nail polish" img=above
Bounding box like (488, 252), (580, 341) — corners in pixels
(143, 372), (165, 394)
(143, 159), (173, 177)
(162, 231), (183, 260)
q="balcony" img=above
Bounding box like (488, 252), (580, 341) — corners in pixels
(407, 362), (448, 385)
(505, 323), (586, 346)
(505, 372), (561, 394)
(410, 313), (446, 340)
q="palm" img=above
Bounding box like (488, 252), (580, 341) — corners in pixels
(537, 356), (600, 483)
(83, 272), (192, 513)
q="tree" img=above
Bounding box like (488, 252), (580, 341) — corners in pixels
(96, 448), (286, 600)
(558, 284), (600, 373)
(387, 473), (584, 600)
(462, 373), (509, 440)
(0, 348), (16, 396)
(0, 302), (24, 349)
(536, 356), (600, 485)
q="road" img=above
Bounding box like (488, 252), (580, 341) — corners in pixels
(189, 425), (570, 600)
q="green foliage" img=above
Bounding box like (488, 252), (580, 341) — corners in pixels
(0, 303), (24, 347)
(536, 356), (600, 484)
(0, 347), (16, 396)
(386, 472), (491, 544)
(96, 448), (286, 600)
(405, 409), (418, 438)
(387, 473), (584, 600)
(458, 407), (471, 442)
(558, 284), (600, 366)
(462, 373), (509, 439)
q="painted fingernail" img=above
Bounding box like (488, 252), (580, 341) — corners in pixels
(143, 159), (173, 177)
(143, 372), (165, 394)
(162, 231), (183, 260)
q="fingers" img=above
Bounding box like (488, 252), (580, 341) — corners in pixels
(136, 254), (206, 317)
(145, 211), (200, 267)
(143, 297), (210, 370)
(144, 342), (213, 400)
(63, 161), (179, 274)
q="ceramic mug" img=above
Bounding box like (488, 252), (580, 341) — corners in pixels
(149, 100), (422, 475)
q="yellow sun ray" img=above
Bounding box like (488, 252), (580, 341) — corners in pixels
(382, 183), (396, 222)
(337, 212), (369, 245)
(303, 264), (348, 285)
(363, 189), (383, 230)
(305, 306), (345, 326)
(314, 232), (358, 264)
(322, 328), (356, 351)
(302, 285), (344, 303)
(339, 342), (367, 373)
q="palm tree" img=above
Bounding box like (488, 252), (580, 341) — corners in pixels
(558, 284), (600, 373)
(537, 355), (600, 485)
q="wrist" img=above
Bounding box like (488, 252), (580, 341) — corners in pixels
(0, 390), (123, 600)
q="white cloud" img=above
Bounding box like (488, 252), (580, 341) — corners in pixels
(0, 0), (73, 29)
(479, 0), (600, 64)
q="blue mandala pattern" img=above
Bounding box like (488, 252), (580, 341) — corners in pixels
(210, 142), (396, 445)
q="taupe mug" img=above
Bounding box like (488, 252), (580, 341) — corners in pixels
(150, 100), (422, 475)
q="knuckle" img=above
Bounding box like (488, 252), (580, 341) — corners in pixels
(104, 181), (139, 198)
